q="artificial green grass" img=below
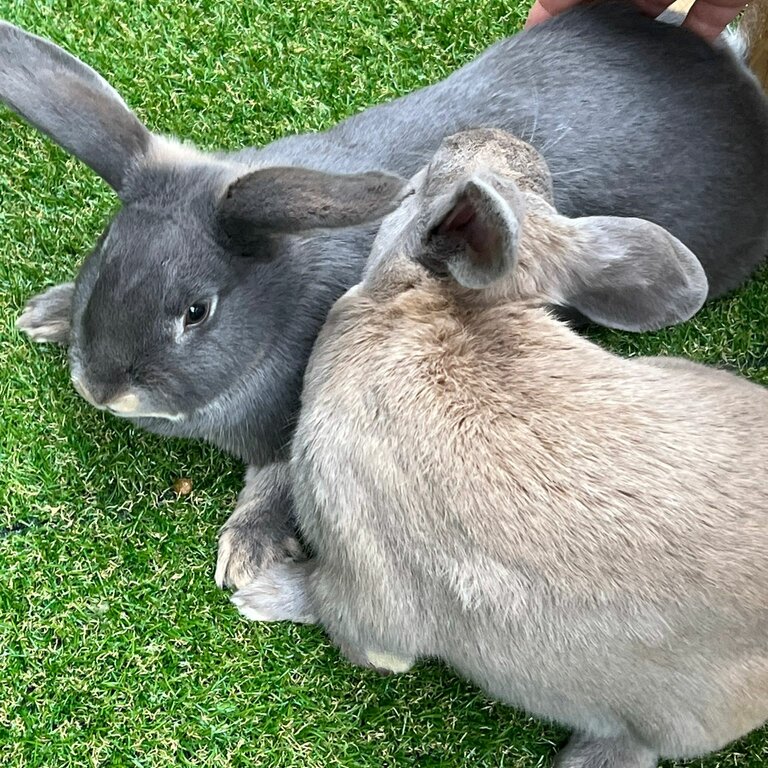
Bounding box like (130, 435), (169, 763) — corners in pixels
(0, 0), (767, 765)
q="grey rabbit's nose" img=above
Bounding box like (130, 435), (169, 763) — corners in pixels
(105, 392), (141, 415)
(72, 373), (134, 411)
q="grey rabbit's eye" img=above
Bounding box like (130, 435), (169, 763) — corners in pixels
(184, 301), (210, 328)
(178, 295), (218, 336)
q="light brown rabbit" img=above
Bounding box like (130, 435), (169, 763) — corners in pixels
(233, 129), (768, 768)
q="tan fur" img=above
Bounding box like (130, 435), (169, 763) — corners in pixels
(238, 129), (768, 766)
(312, 237), (768, 611)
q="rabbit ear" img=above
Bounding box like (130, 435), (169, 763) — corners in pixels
(419, 175), (521, 289)
(564, 216), (709, 332)
(217, 166), (408, 246)
(0, 22), (151, 193)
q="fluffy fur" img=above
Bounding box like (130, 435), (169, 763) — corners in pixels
(3, 3), (768, 588)
(234, 130), (768, 767)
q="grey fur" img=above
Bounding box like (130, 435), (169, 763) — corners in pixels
(15, 282), (75, 344)
(0, 22), (149, 190)
(3, 4), (768, 587)
(219, 166), (409, 239)
(215, 463), (305, 590)
(234, 130), (768, 767)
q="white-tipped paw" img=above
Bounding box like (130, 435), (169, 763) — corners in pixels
(215, 523), (304, 591)
(16, 282), (75, 345)
(231, 561), (316, 625)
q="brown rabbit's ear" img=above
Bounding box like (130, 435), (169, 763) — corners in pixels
(562, 216), (709, 332)
(419, 175), (523, 289)
(217, 166), (408, 246)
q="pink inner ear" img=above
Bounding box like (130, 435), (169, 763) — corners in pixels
(437, 196), (498, 269)
(438, 199), (476, 233)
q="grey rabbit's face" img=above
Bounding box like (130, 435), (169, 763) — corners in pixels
(60, 158), (291, 421)
(0, 20), (404, 455)
(65, 168), (275, 421)
(61, 159), (405, 432)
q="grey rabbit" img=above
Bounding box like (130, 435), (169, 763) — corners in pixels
(2, 2), (768, 589)
(232, 128), (768, 768)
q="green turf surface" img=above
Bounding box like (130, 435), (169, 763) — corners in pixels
(1, 0), (767, 765)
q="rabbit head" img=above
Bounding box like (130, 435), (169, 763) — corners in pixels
(1, 22), (404, 462)
(332, 128), (708, 331)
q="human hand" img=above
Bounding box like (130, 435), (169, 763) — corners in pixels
(524, 0), (748, 42)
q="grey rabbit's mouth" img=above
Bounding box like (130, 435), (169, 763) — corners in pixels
(70, 373), (186, 422)
(112, 409), (186, 422)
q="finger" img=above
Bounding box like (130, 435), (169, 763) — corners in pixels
(524, 0), (582, 29)
(632, 0), (680, 18)
(683, 0), (745, 40)
(524, 2), (555, 28)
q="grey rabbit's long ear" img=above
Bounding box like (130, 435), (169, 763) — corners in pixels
(564, 216), (709, 332)
(217, 166), (408, 246)
(419, 174), (521, 289)
(0, 22), (151, 193)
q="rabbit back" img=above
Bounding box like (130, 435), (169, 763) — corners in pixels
(292, 288), (768, 755)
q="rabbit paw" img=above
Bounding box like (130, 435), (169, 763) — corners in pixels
(231, 560), (316, 624)
(216, 520), (304, 591)
(16, 282), (75, 345)
(215, 462), (305, 590)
